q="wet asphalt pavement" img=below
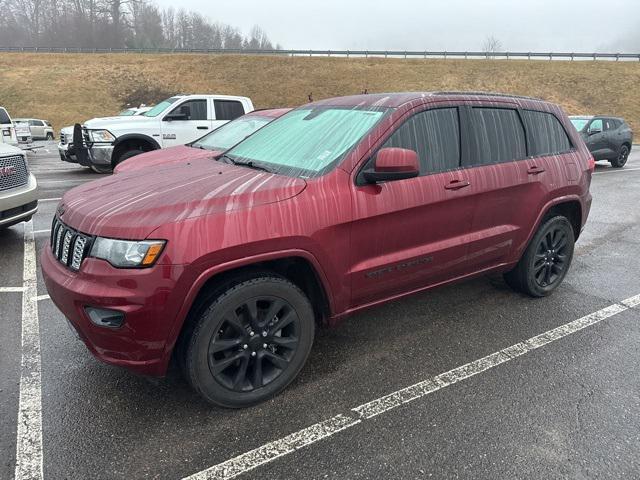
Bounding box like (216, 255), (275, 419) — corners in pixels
(1, 141), (639, 479)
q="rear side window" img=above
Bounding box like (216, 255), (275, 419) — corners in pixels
(214, 100), (246, 121)
(0, 108), (10, 124)
(603, 118), (617, 131)
(467, 108), (526, 166)
(521, 110), (572, 156)
(382, 107), (460, 174)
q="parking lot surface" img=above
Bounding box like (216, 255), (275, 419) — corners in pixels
(2, 141), (640, 479)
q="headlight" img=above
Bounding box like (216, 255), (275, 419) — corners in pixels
(90, 238), (166, 268)
(88, 129), (115, 143)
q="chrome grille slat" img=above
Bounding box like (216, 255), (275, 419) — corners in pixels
(50, 217), (91, 271)
(0, 155), (29, 191)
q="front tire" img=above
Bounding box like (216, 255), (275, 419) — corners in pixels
(115, 149), (144, 167)
(504, 216), (575, 297)
(184, 275), (315, 408)
(610, 144), (629, 168)
(89, 164), (112, 174)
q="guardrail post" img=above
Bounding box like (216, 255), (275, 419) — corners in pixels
(570, 53), (574, 61)
(464, 51), (467, 59)
(593, 53), (596, 60)
(528, 52), (531, 60)
(444, 51), (447, 59)
(615, 53), (619, 61)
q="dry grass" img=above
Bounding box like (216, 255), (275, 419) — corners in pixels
(0, 53), (638, 132)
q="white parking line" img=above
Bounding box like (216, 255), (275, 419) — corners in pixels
(34, 294), (50, 302)
(0, 286), (25, 293)
(14, 220), (44, 480)
(33, 229), (51, 235)
(183, 294), (639, 480)
(39, 197), (62, 202)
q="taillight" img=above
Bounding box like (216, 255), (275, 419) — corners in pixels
(1, 128), (10, 137)
(588, 155), (595, 173)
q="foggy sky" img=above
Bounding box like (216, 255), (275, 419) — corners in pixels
(153, 0), (639, 52)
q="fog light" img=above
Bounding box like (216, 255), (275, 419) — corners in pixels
(85, 307), (125, 328)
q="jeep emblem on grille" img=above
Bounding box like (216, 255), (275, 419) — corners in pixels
(57, 203), (66, 216)
(0, 165), (16, 177)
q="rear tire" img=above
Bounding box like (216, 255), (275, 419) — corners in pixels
(610, 144), (629, 168)
(504, 216), (575, 297)
(184, 275), (315, 408)
(46, 132), (54, 141)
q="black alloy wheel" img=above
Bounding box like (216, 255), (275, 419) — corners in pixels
(611, 145), (629, 168)
(208, 296), (301, 392)
(532, 226), (569, 288)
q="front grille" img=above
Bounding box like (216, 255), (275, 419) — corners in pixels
(60, 132), (67, 144)
(50, 216), (93, 271)
(0, 155), (29, 191)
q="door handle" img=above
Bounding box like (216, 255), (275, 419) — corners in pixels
(444, 179), (470, 190)
(197, 126), (209, 130)
(527, 165), (545, 175)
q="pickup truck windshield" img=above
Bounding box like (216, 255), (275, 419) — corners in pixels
(143, 97), (180, 117)
(225, 106), (389, 177)
(192, 115), (272, 151)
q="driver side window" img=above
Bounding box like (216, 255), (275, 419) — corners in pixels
(589, 119), (603, 133)
(169, 100), (207, 121)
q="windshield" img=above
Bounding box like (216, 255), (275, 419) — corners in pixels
(192, 115), (272, 151)
(225, 106), (390, 177)
(118, 109), (136, 116)
(570, 118), (590, 131)
(143, 97), (180, 117)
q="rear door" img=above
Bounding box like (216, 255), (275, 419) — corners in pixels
(350, 106), (478, 306)
(460, 105), (533, 270)
(212, 99), (246, 131)
(161, 98), (210, 147)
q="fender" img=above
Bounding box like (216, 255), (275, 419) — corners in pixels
(508, 193), (585, 265)
(158, 248), (336, 370)
(113, 133), (161, 151)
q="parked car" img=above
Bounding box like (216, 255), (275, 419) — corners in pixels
(114, 108), (291, 174)
(0, 143), (38, 228)
(66, 94), (254, 173)
(13, 121), (32, 144)
(42, 92), (593, 407)
(13, 118), (55, 140)
(569, 115), (633, 168)
(0, 107), (19, 147)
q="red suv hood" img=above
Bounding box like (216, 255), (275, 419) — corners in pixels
(59, 157), (306, 239)
(114, 145), (220, 174)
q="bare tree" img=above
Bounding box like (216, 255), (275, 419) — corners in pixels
(482, 35), (503, 58)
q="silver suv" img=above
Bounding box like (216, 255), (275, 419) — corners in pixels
(0, 143), (38, 228)
(13, 118), (55, 140)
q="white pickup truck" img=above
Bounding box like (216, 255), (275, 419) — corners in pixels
(66, 94), (254, 173)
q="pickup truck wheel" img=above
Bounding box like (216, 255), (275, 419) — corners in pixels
(115, 149), (144, 166)
(89, 164), (112, 174)
(46, 132), (54, 140)
(184, 276), (315, 408)
(610, 145), (629, 168)
(504, 216), (575, 297)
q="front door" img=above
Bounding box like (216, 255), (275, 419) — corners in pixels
(161, 98), (212, 147)
(349, 107), (477, 306)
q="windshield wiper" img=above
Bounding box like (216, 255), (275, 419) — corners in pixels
(219, 154), (275, 173)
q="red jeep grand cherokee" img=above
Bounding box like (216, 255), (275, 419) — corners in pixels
(42, 92), (593, 407)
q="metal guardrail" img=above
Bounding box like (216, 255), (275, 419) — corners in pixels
(0, 46), (639, 61)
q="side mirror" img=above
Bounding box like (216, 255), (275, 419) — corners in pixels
(363, 147), (420, 183)
(588, 126), (602, 135)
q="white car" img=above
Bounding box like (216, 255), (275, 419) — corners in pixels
(13, 118), (55, 140)
(67, 94), (254, 173)
(0, 143), (38, 228)
(0, 107), (19, 147)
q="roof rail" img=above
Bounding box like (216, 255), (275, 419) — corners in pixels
(433, 91), (544, 101)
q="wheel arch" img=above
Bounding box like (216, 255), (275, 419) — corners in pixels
(112, 134), (160, 166)
(163, 250), (334, 371)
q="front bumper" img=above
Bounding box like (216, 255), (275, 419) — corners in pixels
(0, 173), (38, 227)
(41, 244), (190, 376)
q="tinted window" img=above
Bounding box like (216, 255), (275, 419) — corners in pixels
(215, 100), (246, 121)
(468, 108), (526, 165)
(522, 110), (572, 156)
(0, 108), (10, 124)
(170, 100), (207, 121)
(603, 119), (616, 131)
(382, 108), (460, 174)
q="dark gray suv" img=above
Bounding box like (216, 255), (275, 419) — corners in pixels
(570, 115), (633, 168)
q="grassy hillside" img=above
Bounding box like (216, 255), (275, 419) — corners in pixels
(0, 53), (638, 133)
